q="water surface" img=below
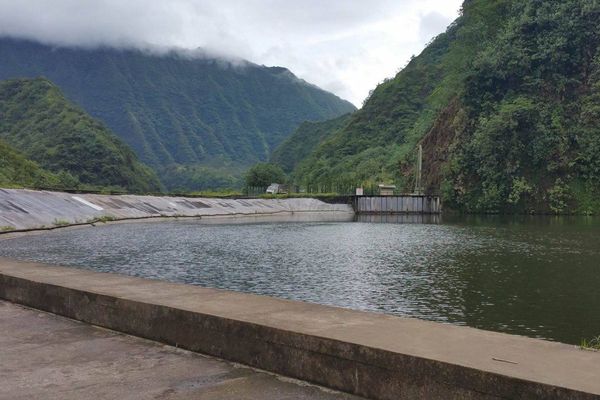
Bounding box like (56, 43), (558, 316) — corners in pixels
(1, 215), (599, 344)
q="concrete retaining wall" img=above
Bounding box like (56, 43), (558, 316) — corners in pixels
(354, 196), (441, 214)
(0, 189), (354, 231)
(1, 258), (598, 400)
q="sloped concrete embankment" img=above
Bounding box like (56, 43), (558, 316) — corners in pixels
(0, 189), (354, 231)
(1, 259), (598, 400)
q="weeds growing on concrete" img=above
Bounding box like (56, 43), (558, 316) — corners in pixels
(580, 336), (600, 351)
(96, 215), (116, 223)
(1, 226), (16, 232)
(86, 215), (117, 224)
(52, 219), (70, 226)
(259, 192), (340, 200)
(188, 190), (244, 198)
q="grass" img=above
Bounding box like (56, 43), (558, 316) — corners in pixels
(86, 215), (117, 224)
(258, 192), (345, 200)
(187, 190), (244, 198)
(580, 336), (600, 351)
(52, 219), (70, 226)
(0, 225), (16, 232)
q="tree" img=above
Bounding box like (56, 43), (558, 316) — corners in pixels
(245, 163), (286, 188)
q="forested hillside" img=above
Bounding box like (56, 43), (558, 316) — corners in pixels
(0, 78), (161, 192)
(270, 114), (352, 173)
(0, 39), (355, 189)
(276, 0), (600, 214)
(0, 139), (64, 188)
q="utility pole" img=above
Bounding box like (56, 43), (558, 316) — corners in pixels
(414, 144), (423, 195)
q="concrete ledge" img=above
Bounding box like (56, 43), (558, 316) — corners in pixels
(0, 258), (598, 399)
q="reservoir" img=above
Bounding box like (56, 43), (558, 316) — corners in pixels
(1, 215), (599, 345)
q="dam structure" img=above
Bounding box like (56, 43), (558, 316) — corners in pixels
(0, 188), (599, 399)
(352, 195), (441, 214)
(0, 188), (354, 232)
(0, 189), (444, 234)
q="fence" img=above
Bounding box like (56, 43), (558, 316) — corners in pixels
(244, 183), (405, 196)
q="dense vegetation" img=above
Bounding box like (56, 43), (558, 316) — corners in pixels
(0, 78), (161, 192)
(245, 163), (286, 188)
(270, 114), (352, 173)
(0, 138), (64, 188)
(160, 164), (243, 193)
(274, 0), (600, 214)
(276, 3), (468, 192)
(0, 38), (355, 189)
(446, 0), (600, 214)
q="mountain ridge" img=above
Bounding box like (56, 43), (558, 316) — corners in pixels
(0, 37), (355, 189)
(0, 77), (161, 192)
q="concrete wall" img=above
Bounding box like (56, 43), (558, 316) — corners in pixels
(354, 196), (441, 214)
(1, 258), (598, 400)
(0, 189), (354, 231)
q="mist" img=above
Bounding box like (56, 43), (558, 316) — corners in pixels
(0, 0), (462, 105)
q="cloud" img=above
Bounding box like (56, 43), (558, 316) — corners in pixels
(419, 11), (455, 43)
(0, 0), (462, 106)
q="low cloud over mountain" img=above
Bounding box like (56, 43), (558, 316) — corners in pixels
(0, 0), (460, 105)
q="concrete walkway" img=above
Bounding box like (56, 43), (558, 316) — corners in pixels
(0, 300), (362, 400)
(2, 259), (599, 399)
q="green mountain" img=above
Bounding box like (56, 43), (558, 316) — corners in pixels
(0, 78), (161, 192)
(276, 0), (600, 214)
(0, 38), (356, 189)
(270, 113), (352, 173)
(0, 138), (64, 188)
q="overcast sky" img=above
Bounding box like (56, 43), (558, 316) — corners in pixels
(0, 0), (463, 106)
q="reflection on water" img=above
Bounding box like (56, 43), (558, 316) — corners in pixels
(198, 212), (355, 224)
(355, 214), (441, 224)
(1, 215), (599, 344)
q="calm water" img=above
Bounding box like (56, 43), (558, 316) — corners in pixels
(1, 215), (599, 344)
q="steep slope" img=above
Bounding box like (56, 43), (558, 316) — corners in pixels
(0, 139), (63, 188)
(441, 0), (600, 213)
(271, 114), (352, 173)
(283, 0), (600, 213)
(0, 78), (161, 192)
(0, 38), (356, 188)
(285, 0), (495, 189)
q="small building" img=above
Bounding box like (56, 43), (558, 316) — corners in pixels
(266, 183), (288, 194)
(378, 184), (396, 196)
